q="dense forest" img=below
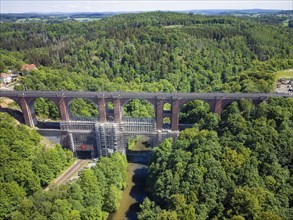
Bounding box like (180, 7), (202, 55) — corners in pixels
(0, 113), (128, 220)
(139, 97), (293, 220)
(1, 12), (292, 118)
(1, 12), (293, 220)
(11, 152), (127, 220)
(0, 113), (74, 219)
(1, 12), (292, 93)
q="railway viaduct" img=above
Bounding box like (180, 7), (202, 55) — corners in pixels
(1, 90), (292, 158)
(1, 90), (292, 131)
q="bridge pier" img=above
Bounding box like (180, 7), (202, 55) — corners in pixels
(114, 98), (122, 123)
(156, 98), (164, 130)
(171, 99), (179, 131)
(20, 97), (35, 127)
(58, 97), (70, 121)
(98, 98), (107, 123)
(213, 98), (224, 115)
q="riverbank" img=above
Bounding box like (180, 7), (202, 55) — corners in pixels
(108, 162), (148, 220)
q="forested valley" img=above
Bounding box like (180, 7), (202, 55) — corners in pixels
(0, 113), (73, 218)
(2, 12), (292, 94)
(1, 12), (292, 118)
(1, 11), (293, 220)
(139, 97), (293, 220)
(0, 113), (128, 220)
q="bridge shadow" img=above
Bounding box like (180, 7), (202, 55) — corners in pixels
(0, 107), (24, 123)
(36, 121), (60, 129)
(126, 150), (152, 165)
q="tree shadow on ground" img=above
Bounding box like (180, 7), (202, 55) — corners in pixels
(125, 166), (148, 220)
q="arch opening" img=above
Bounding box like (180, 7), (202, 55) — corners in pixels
(127, 135), (152, 152)
(163, 103), (171, 111)
(0, 97), (23, 123)
(221, 99), (257, 120)
(179, 100), (218, 130)
(106, 100), (114, 122)
(163, 117), (171, 129)
(126, 134), (153, 164)
(69, 98), (99, 121)
(32, 98), (60, 127)
(122, 99), (155, 119)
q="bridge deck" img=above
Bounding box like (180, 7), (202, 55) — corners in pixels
(1, 90), (292, 99)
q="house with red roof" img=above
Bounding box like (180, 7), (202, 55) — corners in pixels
(21, 64), (37, 72)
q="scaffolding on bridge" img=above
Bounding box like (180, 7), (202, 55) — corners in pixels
(121, 117), (156, 132)
(61, 121), (121, 157)
(96, 123), (120, 157)
(60, 118), (178, 158)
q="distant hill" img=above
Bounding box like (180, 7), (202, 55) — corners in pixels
(1, 9), (292, 22)
(185, 9), (279, 15)
(0, 12), (119, 22)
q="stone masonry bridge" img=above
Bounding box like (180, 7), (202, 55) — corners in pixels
(1, 90), (292, 158)
(1, 90), (292, 130)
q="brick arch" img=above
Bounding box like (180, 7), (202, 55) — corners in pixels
(0, 96), (25, 123)
(219, 98), (267, 115)
(178, 98), (215, 112)
(0, 96), (35, 127)
(0, 96), (22, 107)
(178, 98), (249, 115)
(175, 99), (215, 128)
(28, 97), (63, 126)
(1, 96), (27, 117)
(50, 97), (71, 121)
(120, 98), (157, 109)
(120, 98), (156, 119)
(67, 97), (100, 120)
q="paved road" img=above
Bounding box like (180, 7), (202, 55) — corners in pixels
(45, 159), (90, 191)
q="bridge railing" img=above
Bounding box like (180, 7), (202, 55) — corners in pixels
(122, 116), (156, 124)
(60, 121), (96, 131)
(70, 116), (99, 122)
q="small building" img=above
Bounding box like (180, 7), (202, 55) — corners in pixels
(11, 73), (19, 81)
(0, 73), (12, 84)
(21, 64), (37, 74)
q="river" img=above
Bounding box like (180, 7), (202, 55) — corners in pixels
(108, 151), (151, 220)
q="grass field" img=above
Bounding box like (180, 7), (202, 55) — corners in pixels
(73, 18), (102, 21)
(274, 69), (293, 93)
(275, 69), (293, 80)
(16, 18), (41, 22)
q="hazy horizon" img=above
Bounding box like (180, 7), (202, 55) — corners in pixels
(1, 8), (291, 15)
(1, 1), (292, 14)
